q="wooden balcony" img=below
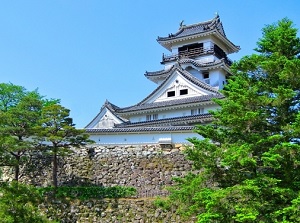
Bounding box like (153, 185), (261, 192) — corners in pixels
(161, 46), (233, 66)
(161, 46), (214, 63)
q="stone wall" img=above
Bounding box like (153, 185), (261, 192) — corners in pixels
(18, 144), (193, 197)
(41, 197), (196, 223)
(2, 144), (196, 222)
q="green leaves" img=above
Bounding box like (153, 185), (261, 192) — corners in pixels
(166, 18), (300, 222)
(0, 182), (56, 223)
(34, 102), (93, 188)
(0, 84), (43, 181)
(38, 185), (137, 200)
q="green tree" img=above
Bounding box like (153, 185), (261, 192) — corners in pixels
(0, 83), (43, 181)
(35, 103), (92, 189)
(165, 18), (300, 222)
(0, 181), (56, 223)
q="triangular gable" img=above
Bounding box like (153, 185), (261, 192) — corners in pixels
(85, 102), (125, 129)
(138, 67), (219, 105)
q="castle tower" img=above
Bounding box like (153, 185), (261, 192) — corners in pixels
(85, 15), (240, 145)
(146, 15), (240, 89)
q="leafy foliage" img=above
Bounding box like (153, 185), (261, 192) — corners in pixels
(34, 103), (93, 188)
(38, 185), (137, 200)
(0, 83), (43, 181)
(0, 182), (56, 223)
(165, 18), (300, 222)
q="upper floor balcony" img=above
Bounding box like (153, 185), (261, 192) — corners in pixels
(161, 44), (233, 66)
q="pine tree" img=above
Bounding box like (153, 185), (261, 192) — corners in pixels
(165, 18), (300, 222)
(0, 83), (43, 181)
(35, 103), (92, 189)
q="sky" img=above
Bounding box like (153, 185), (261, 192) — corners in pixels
(0, 1), (299, 128)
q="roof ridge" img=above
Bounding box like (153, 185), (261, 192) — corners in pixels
(180, 15), (219, 30)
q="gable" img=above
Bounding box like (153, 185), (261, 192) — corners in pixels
(140, 69), (217, 104)
(85, 106), (124, 129)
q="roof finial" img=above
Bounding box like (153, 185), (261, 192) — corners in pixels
(215, 12), (219, 17)
(179, 20), (184, 28)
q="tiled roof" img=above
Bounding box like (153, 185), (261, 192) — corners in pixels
(179, 58), (226, 68)
(115, 113), (213, 128)
(85, 126), (195, 133)
(157, 15), (240, 53)
(145, 59), (231, 83)
(157, 15), (225, 42)
(117, 94), (223, 113)
(145, 65), (174, 77)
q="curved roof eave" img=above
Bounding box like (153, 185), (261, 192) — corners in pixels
(116, 94), (224, 114)
(115, 113), (213, 128)
(158, 29), (240, 53)
(85, 126), (195, 134)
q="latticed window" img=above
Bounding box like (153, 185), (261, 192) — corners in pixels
(146, 114), (158, 121)
(191, 108), (205, 115)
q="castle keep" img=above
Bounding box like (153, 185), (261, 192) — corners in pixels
(85, 15), (239, 145)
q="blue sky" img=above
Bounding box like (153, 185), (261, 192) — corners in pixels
(0, 1), (299, 128)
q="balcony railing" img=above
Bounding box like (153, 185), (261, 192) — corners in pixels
(162, 46), (214, 63)
(161, 46), (233, 66)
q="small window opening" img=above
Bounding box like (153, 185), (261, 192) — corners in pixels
(146, 114), (158, 121)
(146, 115), (151, 121)
(203, 71), (209, 79)
(180, 89), (188, 95)
(167, 91), (175, 97)
(191, 108), (205, 115)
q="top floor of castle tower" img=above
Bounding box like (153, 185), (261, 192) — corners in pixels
(157, 15), (240, 66)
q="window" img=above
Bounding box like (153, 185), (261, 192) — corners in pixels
(191, 109), (197, 115)
(167, 91), (175, 97)
(146, 114), (158, 121)
(146, 115), (151, 121)
(191, 108), (205, 115)
(198, 108), (204, 114)
(203, 71), (209, 79)
(180, 89), (188, 95)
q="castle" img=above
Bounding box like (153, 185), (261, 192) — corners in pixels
(85, 15), (239, 145)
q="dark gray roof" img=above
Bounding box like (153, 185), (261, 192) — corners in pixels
(145, 65), (175, 77)
(115, 113), (213, 128)
(117, 94), (223, 113)
(85, 126), (195, 133)
(157, 15), (240, 53)
(157, 15), (225, 42)
(179, 58), (229, 68)
(145, 59), (230, 80)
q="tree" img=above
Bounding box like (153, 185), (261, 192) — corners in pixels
(0, 181), (56, 223)
(35, 103), (92, 189)
(164, 18), (300, 222)
(0, 83), (43, 181)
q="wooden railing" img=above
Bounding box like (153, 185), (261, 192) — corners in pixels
(162, 46), (214, 63)
(161, 46), (233, 66)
